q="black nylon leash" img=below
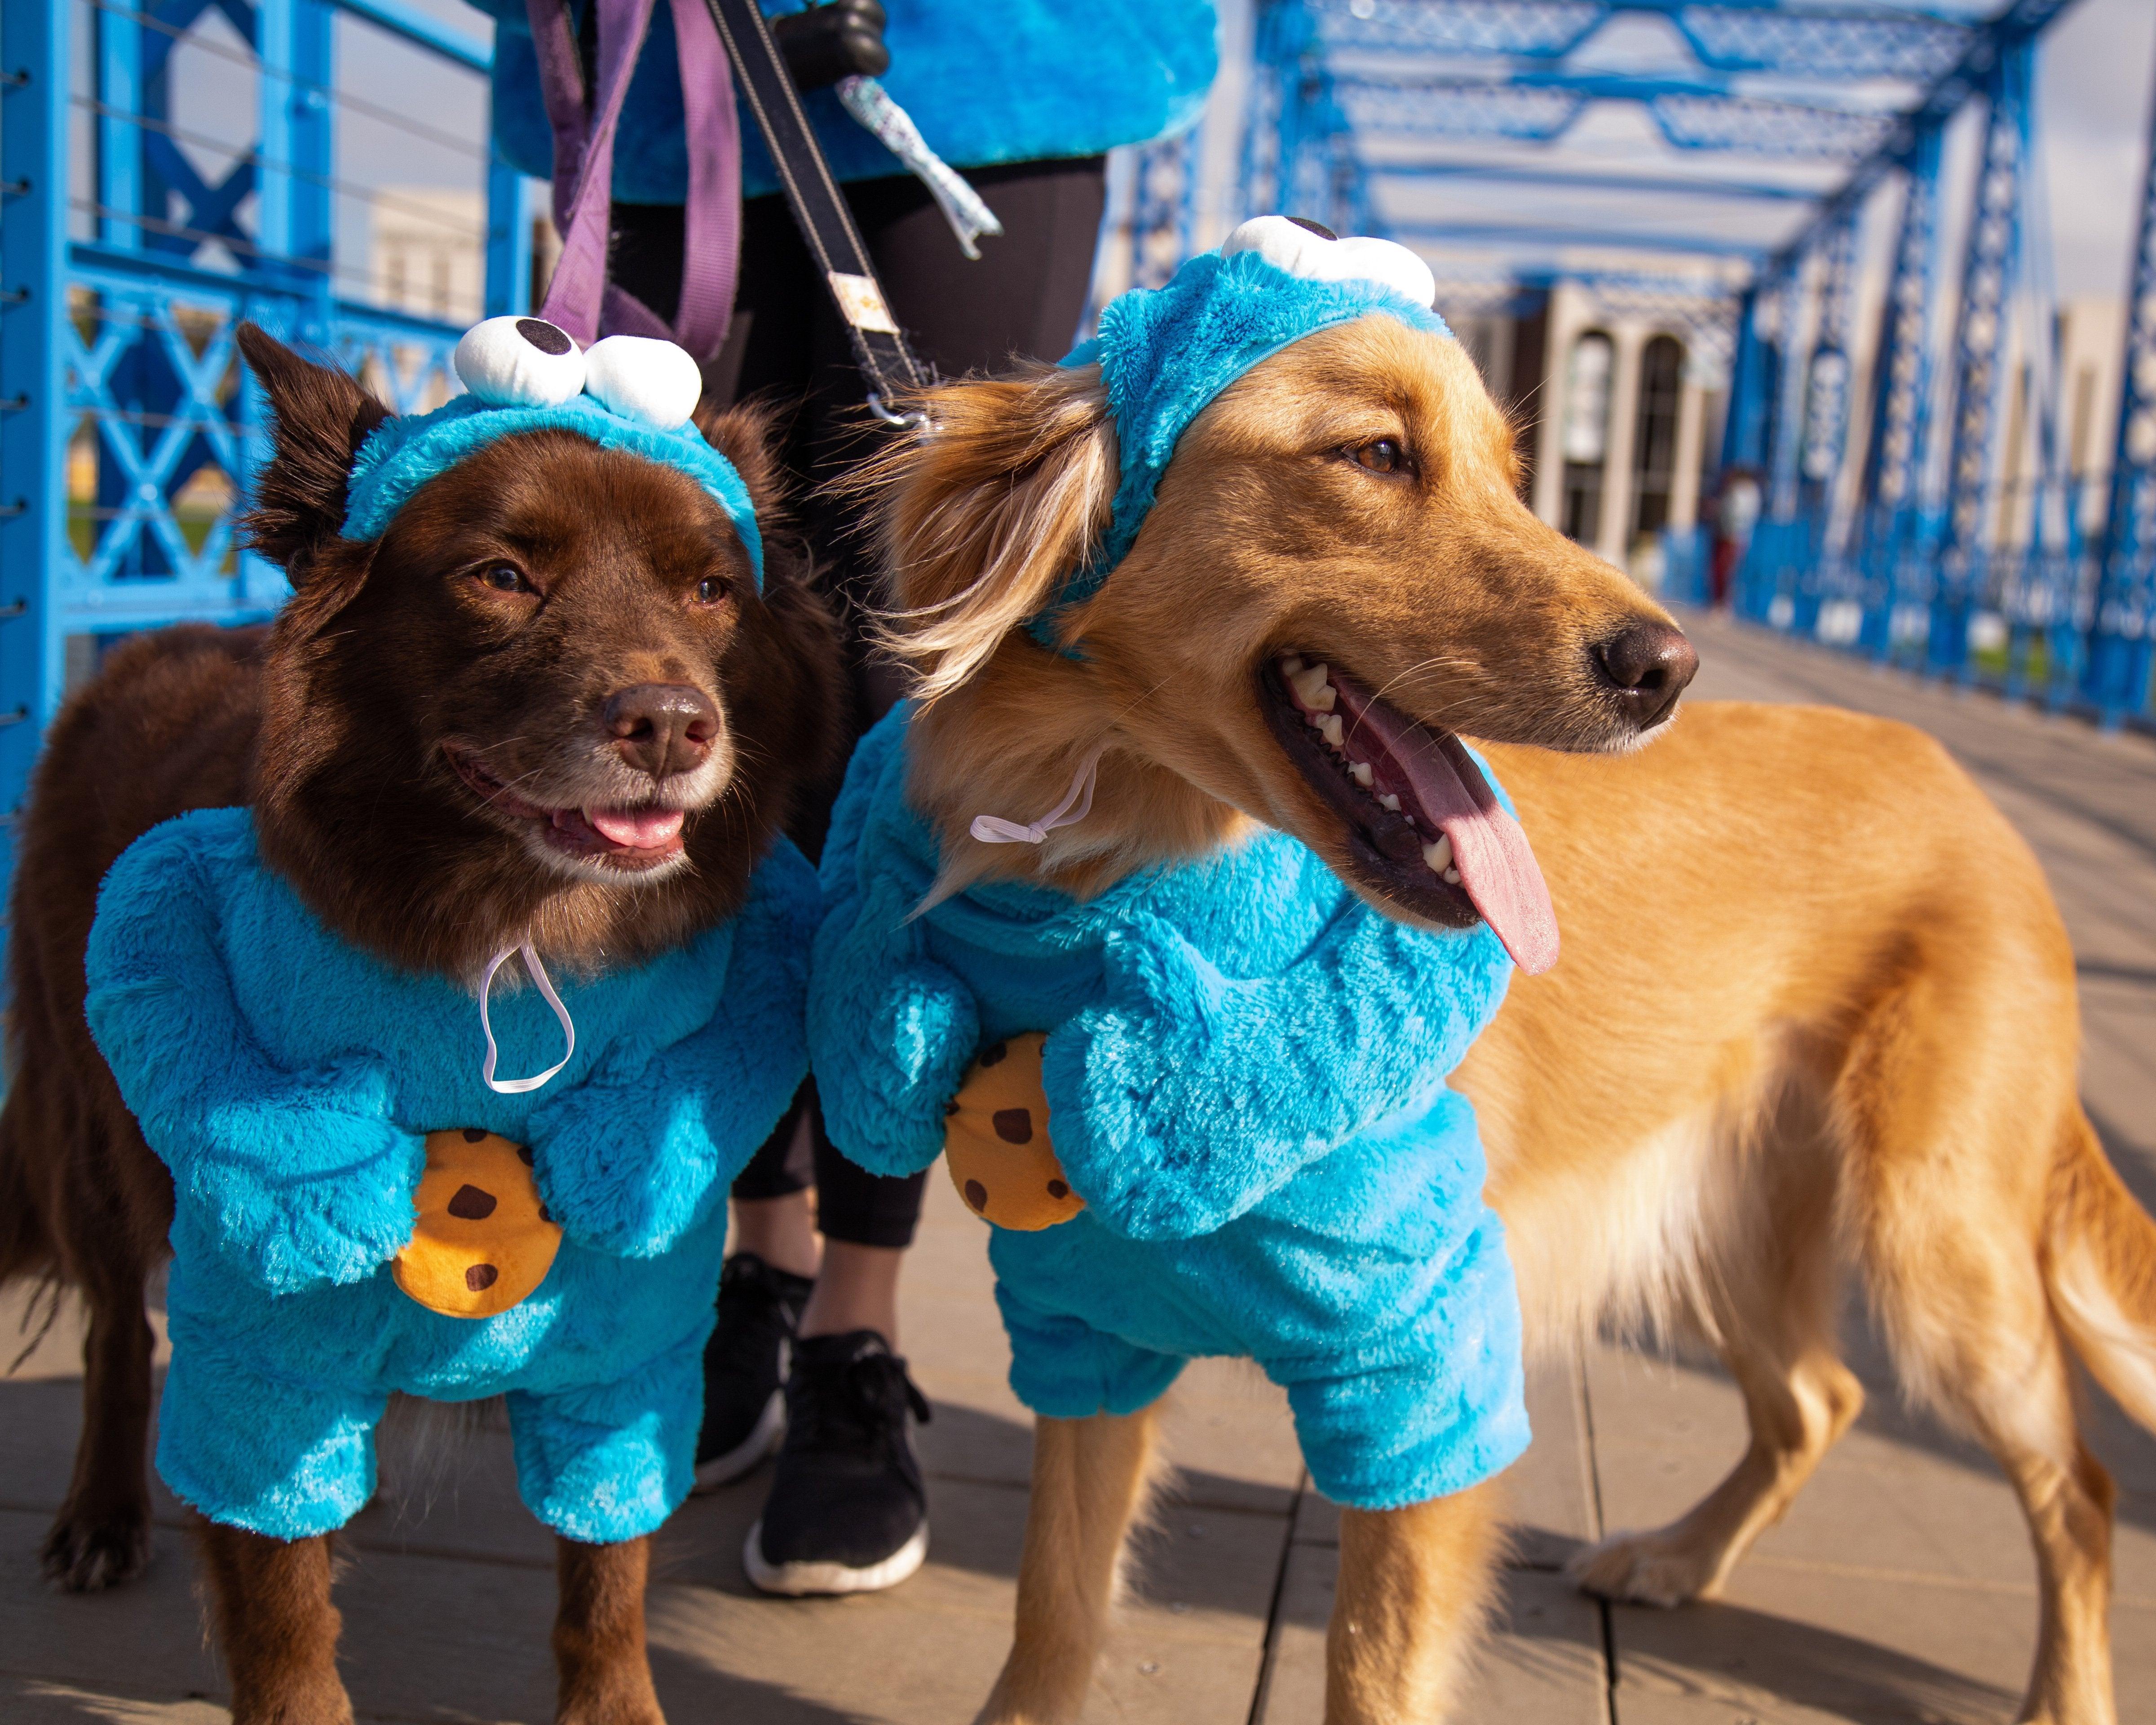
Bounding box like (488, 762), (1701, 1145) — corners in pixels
(700, 0), (930, 413)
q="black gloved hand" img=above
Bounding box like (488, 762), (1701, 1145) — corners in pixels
(772, 0), (890, 90)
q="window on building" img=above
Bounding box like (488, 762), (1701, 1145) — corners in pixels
(1561, 331), (1613, 544)
(1630, 335), (1686, 544)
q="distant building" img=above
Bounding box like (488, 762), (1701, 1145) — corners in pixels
(368, 188), (486, 325)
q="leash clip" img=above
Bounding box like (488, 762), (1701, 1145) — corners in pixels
(866, 391), (931, 433)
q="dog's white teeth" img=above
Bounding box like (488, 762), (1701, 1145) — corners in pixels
(1319, 713), (1344, 749)
(1281, 653), (1306, 677)
(1422, 834), (1454, 875)
(1350, 761), (1373, 788)
(1378, 792), (1401, 812)
(1290, 663), (1336, 712)
(1443, 867), (1462, 884)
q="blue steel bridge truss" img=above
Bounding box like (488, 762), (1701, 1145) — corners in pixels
(1125, 0), (2156, 729)
(0, 0), (528, 900)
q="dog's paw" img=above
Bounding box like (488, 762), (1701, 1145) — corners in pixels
(40, 1500), (152, 1592)
(1564, 1528), (1724, 1608)
(556, 1676), (665, 1725)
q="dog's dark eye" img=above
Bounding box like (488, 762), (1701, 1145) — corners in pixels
(693, 575), (729, 606)
(1350, 438), (1408, 475)
(482, 564), (534, 595)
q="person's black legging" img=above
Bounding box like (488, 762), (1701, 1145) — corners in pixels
(610, 155), (1107, 1247)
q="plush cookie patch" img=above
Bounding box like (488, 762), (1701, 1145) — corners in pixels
(943, 1032), (1085, 1231)
(393, 1128), (563, 1318)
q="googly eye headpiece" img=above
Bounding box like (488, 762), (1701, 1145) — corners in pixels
(340, 318), (762, 585)
(454, 317), (704, 429)
(1218, 216), (1439, 311)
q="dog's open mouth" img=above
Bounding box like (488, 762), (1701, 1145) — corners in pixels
(444, 745), (687, 871)
(1261, 654), (1559, 974)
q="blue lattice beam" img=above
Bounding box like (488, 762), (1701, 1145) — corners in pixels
(1371, 159), (1823, 201)
(1303, 0), (1974, 79)
(1771, 0), (2078, 270)
(1930, 37), (2032, 678)
(2086, 26), (2156, 726)
(1331, 72), (1898, 158)
(1798, 205), (1858, 515)
(1392, 221), (1766, 257)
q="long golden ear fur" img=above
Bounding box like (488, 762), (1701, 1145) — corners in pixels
(858, 360), (1116, 703)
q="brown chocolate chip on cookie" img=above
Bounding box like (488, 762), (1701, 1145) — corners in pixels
(993, 1108), (1034, 1145)
(1047, 1180), (1069, 1199)
(465, 1264), (499, 1292)
(462, 1128), (487, 1143)
(964, 1180), (989, 1212)
(447, 1184), (498, 1221)
(980, 1041), (1007, 1066)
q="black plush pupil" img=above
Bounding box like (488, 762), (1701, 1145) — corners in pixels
(515, 318), (573, 355)
(1287, 217), (1338, 241)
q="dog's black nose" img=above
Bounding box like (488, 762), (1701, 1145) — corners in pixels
(1590, 621), (1697, 729)
(604, 683), (719, 778)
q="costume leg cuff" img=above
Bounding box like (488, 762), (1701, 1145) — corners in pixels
(155, 1345), (385, 1539)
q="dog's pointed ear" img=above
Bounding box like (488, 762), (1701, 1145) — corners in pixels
(236, 322), (390, 578)
(695, 396), (788, 518)
(858, 360), (1116, 703)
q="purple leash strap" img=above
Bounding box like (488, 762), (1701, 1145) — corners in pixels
(526, 0), (739, 360)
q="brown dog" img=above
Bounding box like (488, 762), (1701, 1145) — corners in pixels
(0, 325), (842, 1722)
(860, 317), (2156, 1725)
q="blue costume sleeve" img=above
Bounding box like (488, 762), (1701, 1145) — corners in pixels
(524, 840), (819, 1259)
(807, 718), (979, 1178)
(84, 812), (425, 1295)
(1039, 904), (1511, 1242)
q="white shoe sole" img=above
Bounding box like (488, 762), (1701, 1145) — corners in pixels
(742, 1518), (929, 1597)
(691, 1390), (785, 1493)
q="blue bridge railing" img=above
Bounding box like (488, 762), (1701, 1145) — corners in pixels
(0, 0), (531, 901)
(1661, 473), (2154, 730)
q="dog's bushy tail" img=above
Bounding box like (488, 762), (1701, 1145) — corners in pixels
(2046, 1110), (2156, 1433)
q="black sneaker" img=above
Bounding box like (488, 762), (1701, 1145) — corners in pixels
(743, 1330), (932, 1596)
(694, 1253), (814, 1491)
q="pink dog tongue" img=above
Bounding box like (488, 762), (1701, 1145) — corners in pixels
(583, 807), (685, 849)
(1348, 699), (1560, 975)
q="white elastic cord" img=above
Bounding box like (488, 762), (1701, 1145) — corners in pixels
(478, 940), (577, 1096)
(970, 747), (1104, 846)
(835, 76), (1005, 260)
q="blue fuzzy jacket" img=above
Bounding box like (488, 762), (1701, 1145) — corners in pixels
(810, 710), (1515, 1238)
(472, 0), (1219, 203)
(85, 806), (812, 1362)
(808, 712), (1533, 1506)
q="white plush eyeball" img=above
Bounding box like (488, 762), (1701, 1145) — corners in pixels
(454, 316), (587, 408)
(1222, 216), (1438, 311)
(582, 336), (702, 429)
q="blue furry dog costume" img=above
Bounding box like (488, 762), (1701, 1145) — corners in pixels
(808, 224), (1538, 1509)
(86, 328), (813, 1544)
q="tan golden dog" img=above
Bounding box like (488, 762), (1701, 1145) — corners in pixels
(857, 314), (2156, 1725)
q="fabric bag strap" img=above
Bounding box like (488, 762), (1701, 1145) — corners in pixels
(700, 0), (928, 407)
(527, 0), (741, 360)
